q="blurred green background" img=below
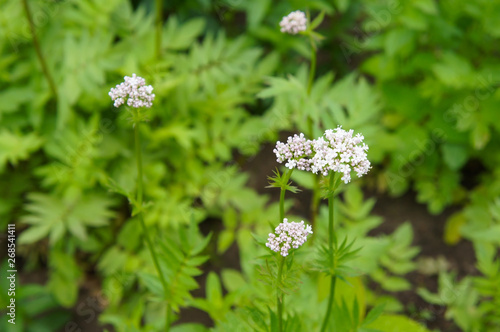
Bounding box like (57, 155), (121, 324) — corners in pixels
(1, 0), (500, 331)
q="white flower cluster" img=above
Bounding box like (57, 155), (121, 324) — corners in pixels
(273, 126), (371, 184)
(109, 73), (155, 108)
(279, 10), (307, 35)
(273, 133), (313, 171)
(266, 218), (313, 257)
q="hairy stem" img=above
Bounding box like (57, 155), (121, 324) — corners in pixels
(320, 173), (337, 332)
(155, 0), (163, 59)
(22, 0), (58, 100)
(134, 121), (169, 330)
(277, 256), (286, 332)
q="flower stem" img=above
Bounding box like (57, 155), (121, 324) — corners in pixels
(155, 0), (163, 59)
(279, 169), (293, 223)
(134, 121), (169, 330)
(279, 186), (286, 223)
(21, 0), (58, 101)
(307, 38), (317, 95)
(277, 256), (286, 332)
(307, 37), (320, 231)
(320, 173), (337, 332)
(166, 303), (171, 332)
(310, 175), (320, 231)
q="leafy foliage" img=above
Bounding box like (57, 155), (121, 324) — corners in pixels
(2, 0), (500, 331)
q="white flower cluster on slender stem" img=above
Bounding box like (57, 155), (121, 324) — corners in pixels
(109, 73), (155, 108)
(312, 127), (370, 183)
(279, 10), (307, 35)
(273, 133), (313, 171)
(266, 218), (313, 257)
(273, 126), (371, 183)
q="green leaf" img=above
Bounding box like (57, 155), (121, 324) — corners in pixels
(413, 0), (438, 15)
(0, 131), (42, 172)
(444, 212), (466, 245)
(206, 272), (223, 306)
(364, 314), (431, 332)
(171, 324), (209, 332)
(471, 122), (490, 150)
(362, 304), (386, 326)
(21, 193), (116, 244)
(432, 53), (473, 89)
(384, 29), (415, 57)
(310, 11), (325, 30)
(441, 144), (468, 170)
(138, 272), (164, 298)
(221, 269), (246, 293)
(18, 225), (51, 244)
(217, 229), (235, 254)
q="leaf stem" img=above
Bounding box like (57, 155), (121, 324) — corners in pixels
(320, 173), (337, 332)
(155, 0), (163, 59)
(134, 120), (169, 330)
(21, 0), (58, 101)
(277, 255), (286, 332)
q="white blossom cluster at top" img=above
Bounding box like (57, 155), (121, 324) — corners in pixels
(266, 218), (313, 257)
(273, 126), (371, 184)
(279, 10), (307, 35)
(109, 73), (155, 108)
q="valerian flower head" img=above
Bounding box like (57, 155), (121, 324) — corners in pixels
(273, 133), (314, 171)
(310, 126), (371, 183)
(279, 10), (307, 35)
(109, 73), (155, 108)
(266, 218), (313, 257)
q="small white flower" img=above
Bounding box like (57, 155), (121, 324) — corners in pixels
(279, 10), (307, 35)
(310, 126), (371, 183)
(273, 133), (313, 172)
(273, 127), (370, 183)
(109, 73), (155, 108)
(266, 218), (313, 257)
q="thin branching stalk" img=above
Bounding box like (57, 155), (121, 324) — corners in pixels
(310, 174), (320, 232)
(134, 119), (169, 331)
(21, 0), (58, 100)
(279, 185), (286, 223)
(155, 0), (163, 59)
(306, 37), (321, 231)
(307, 38), (317, 95)
(279, 169), (293, 223)
(277, 256), (286, 332)
(320, 173), (337, 332)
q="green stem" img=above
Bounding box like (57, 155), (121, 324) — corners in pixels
(279, 169), (293, 223)
(320, 173), (337, 332)
(277, 256), (286, 332)
(134, 121), (169, 329)
(307, 37), (319, 230)
(307, 38), (317, 95)
(279, 185), (286, 223)
(310, 175), (320, 230)
(155, 0), (163, 59)
(22, 0), (58, 100)
(166, 303), (171, 332)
